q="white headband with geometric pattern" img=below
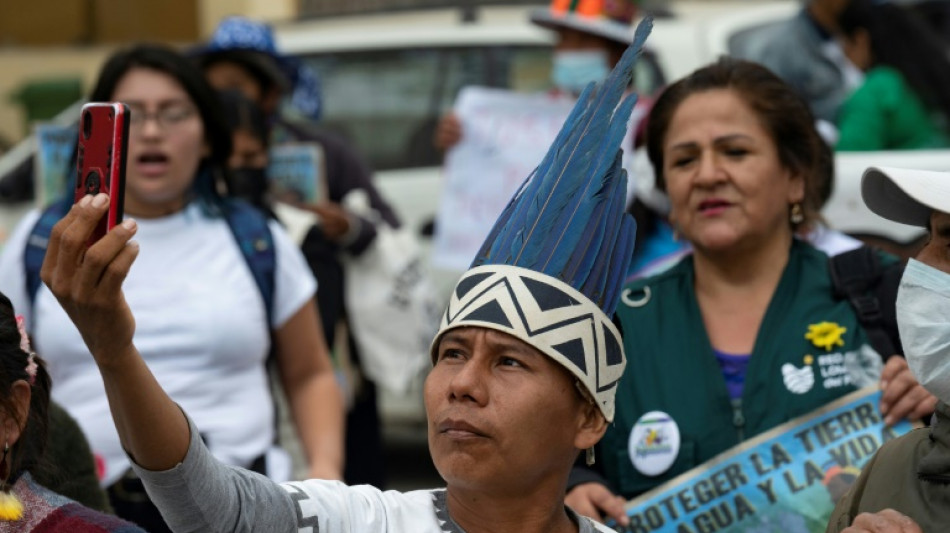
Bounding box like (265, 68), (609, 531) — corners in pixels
(431, 265), (625, 421)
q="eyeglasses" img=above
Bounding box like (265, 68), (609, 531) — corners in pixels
(127, 105), (197, 131)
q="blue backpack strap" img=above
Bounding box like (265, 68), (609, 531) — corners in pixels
(24, 198), (73, 311)
(222, 199), (282, 452)
(221, 198), (276, 331)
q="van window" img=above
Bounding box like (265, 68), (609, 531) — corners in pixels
(302, 45), (552, 171)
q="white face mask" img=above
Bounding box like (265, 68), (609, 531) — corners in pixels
(896, 258), (950, 403)
(551, 50), (610, 95)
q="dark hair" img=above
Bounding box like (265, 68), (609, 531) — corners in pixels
(218, 89), (269, 145)
(838, 0), (950, 126)
(197, 50), (287, 97)
(645, 57), (826, 227)
(89, 44), (233, 212)
(215, 89), (279, 219)
(0, 293), (51, 483)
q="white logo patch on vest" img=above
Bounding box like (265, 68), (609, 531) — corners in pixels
(629, 411), (680, 477)
(781, 363), (815, 394)
(816, 345), (883, 390)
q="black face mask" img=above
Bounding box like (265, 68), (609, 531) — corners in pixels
(227, 167), (269, 207)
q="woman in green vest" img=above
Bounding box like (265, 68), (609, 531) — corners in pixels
(565, 57), (938, 526)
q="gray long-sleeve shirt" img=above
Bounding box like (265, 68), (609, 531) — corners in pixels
(132, 417), (617, 533)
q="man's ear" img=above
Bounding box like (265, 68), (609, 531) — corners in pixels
(574, 401), (608, 451)
(3, 381), (31, 447)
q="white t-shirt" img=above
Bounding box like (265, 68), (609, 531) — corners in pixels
(805, 224), (864, 257)
(0, 203), (316, 486)
(278, 484), (617, 533)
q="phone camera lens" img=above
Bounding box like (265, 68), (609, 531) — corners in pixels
(84, 170), (101, 196)
(82, 110), (93, 140)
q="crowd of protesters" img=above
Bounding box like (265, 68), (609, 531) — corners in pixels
(0, 0), (946, 531)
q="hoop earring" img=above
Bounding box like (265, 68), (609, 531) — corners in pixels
(0, 442), (22, 521)
(790, 203), (804, 225)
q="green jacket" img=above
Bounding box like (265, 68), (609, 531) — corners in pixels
(827, 402), (950, 531)
(601, 241), (885, 498)
(837, 66), (950, 151)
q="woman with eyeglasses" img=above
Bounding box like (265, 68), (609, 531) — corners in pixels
(0, 44), (344, 533)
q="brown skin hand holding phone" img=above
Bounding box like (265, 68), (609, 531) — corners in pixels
(75, 103), (129, 245)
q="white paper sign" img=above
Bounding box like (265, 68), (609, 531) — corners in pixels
(432, 86), (641, 271)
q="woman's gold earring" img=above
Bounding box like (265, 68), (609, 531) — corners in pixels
(790, 203), (804, 225)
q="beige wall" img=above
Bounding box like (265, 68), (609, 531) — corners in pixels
(0, 0), (202, 46)
(199, 0), (297, 36)
(94, 0), (200, 43)
(0, 0), (299, 145)
(0, 47), (115, 145)
(0, 0), (87, 46)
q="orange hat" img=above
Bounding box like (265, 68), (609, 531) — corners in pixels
(530, 0), (639, 44)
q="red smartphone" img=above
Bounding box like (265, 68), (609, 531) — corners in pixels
(75, 102), (129, 244)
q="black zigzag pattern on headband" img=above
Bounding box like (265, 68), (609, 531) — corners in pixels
(443, 268), (624, 395)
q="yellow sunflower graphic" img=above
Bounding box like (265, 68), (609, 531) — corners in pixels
(646, 429), (658, 445)
(805, 322), (847, 351)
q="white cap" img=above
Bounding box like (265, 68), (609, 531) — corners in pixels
(862, 167), (950, 228)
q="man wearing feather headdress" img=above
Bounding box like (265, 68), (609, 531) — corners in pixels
(35, 15), (653, 533)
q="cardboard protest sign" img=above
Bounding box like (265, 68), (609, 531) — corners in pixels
(34, 123), (77, 208)
(267, 142), (326, 205)
(614, 387), (914, 533)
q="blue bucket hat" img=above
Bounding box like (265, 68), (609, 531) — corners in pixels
(192, 16), (322, 120)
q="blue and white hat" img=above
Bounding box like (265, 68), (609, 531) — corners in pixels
(192, 16), (323, 121)
(430, 19), (653, 422)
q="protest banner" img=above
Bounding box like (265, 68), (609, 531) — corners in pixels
(267, 142), (326, 204)
(614, 387), (915, 533)
(34, 123), (77, 208)
(432, 86), (642, 272)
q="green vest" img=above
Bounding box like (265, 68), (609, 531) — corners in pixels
(602, 241), (883, 498)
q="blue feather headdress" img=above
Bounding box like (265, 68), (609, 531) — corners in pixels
(431, 18), (651, 423)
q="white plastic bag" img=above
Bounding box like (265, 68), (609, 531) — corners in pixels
(342, 191), (441, 394)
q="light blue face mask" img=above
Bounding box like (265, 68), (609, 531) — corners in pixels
(551, 50), (610, 95)
(896, 258), (950, 403)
